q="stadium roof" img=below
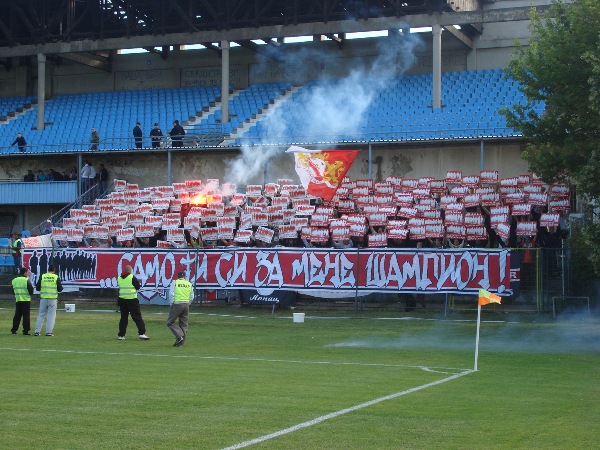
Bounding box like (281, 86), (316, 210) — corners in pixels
(0, 0), (545, 60)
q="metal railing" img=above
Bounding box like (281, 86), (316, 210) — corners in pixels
(0, 126), (520, 156)
(29, 181), (109, 236)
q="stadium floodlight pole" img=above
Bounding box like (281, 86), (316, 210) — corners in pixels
(474, 302), (482, 371)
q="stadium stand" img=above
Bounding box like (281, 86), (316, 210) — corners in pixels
(232, 69), (544, 146)
(0, 86), (222, 153)
(0, 70), (543, 154)
(186, 82), (292, 136)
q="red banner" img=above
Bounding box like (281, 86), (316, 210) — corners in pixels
(24, 248), (511, 295)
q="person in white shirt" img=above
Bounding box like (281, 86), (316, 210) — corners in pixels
(80, 161), (96, 203)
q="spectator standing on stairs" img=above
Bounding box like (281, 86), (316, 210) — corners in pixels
(150, 123), (163, 148)
(90, 127), (100, 151)
(98, 164), (109, 197)
(133, 122), (143, 149)
(23, 170), (35, 182)
(169, 120), (185, 148)
(80, 161), (96, 203)
(12, 233), (22, 275)
(11, 132), (27, 152)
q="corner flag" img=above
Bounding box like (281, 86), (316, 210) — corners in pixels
(478, 288), (501, 306)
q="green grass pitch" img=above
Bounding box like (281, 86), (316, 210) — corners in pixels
(1, 303), (599, 449)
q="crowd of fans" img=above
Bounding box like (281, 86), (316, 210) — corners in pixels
(48, 171), (570, 260)
(23, 166), (78, 182)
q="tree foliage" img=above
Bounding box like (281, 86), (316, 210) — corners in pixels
(502, 0), (600, 199)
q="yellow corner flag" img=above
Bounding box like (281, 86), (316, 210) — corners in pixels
(478, 289), (502, 306)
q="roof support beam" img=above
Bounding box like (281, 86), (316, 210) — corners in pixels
(60, 52), (111, 72)
(0, 5), (549, 58)
(200, 42), (222, 54)
(232, 40), (283, 62)
(443, 25), (473, 49)
(143, 46), (169, 59)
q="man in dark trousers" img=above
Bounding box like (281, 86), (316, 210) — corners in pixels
(98, 164), (109, 197)
(11, 267), (34, 335)
(117, 265), (150, 340)
(150, 123), (163, 148)
(167, 271), (193, 347)
(169, 120), (185, 148)
(133, 122), (143, 148)
(12, 233), (22, 275)
(11, 132), (27, 152)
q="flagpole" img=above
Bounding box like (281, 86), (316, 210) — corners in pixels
(474, 303), (481, 371)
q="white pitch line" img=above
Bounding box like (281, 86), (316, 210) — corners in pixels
(0, 347), (467, 372)
(222, 369), (474, 450)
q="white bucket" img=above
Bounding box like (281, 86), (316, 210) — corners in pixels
(292, 312), (305, 323)
(65, 304), (76, 313)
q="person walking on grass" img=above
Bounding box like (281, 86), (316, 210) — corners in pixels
(11, 267), (34, 335)
(117, 265), (150, 341)
(34, 265), (63, 337)
(167, 271), (193, 347)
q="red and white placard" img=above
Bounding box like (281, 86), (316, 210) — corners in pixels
(117, 228), (135, 242)
(539, 213), (560, 228)
(516, 221), (538, 237)
(368, 232), (388, 247)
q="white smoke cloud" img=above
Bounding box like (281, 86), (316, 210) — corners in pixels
(224, 27), (424, 185)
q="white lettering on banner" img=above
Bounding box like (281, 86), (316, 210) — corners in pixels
(119, 252), (177, 288)
(360, 251), (498, 291)
(250, 294), (279, 303)
(255, 251), (284, 287)
(24, 248), (511, 295)
(291, 252), (356, 288)
(196, 253), (208, 282)
(215, 252), (248, 287)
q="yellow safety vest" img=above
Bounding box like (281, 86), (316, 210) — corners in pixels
(12, 276), (30, 302)
(173, 279), (192, 303)
(12, 238), (22, 255)
(117, 274), (137, 299)
(40, 273), (59, 299)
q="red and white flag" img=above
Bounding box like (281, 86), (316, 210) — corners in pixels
(287, 146), (359, 202)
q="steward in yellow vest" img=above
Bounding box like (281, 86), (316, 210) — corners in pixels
(167, 271), (193, 347)
(116, 265), (149, 340)
(11, 267), (34, 335)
